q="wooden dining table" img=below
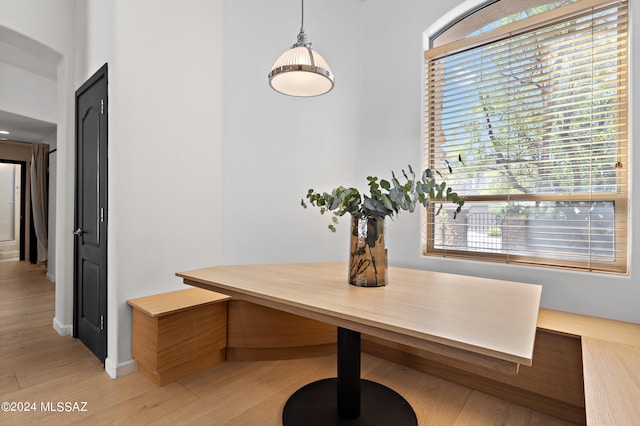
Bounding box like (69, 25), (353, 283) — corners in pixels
(177, 262), (542, 425)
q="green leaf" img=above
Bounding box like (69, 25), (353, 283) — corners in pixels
(444, 158), (452, 174)
(422, 169), (433, 182)
(363, 197), (392, 217)
(380, 193), (394, 211)
(389, 188), (405, 206)
(328, 196), (339, 210)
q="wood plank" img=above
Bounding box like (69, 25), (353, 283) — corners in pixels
(226, 300), (336, 360)
(71, 381), (199, 425)
(131, 308), (159, 368)
(452, 391), (531, 425)
(530, 410), (584, 426)
(131, 299), (228, 386)
(538, 308), (640, 345)
(0, 372), (20, 394)
(162, 356), (339, 425)
(227, 300), (336, 348)
(582, 337), (640, 426)
(178, 262), (541, 369)
(127, 287), (229, 317)
(226, 344), (337, 361)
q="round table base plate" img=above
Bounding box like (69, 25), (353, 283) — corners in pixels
(282, 378), (417, 426)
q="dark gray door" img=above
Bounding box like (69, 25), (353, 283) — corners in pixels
(74, 64), (108, 363)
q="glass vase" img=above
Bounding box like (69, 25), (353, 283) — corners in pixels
(348, 215), (387, 287)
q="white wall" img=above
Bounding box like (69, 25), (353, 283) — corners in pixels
(81, 0), (226, 374)
(357, 0), (639, 324)
(221, 0), (364, 265)
(0, 62), (57, 123)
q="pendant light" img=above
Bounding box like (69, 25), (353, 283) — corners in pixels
(268, 0), (334, 97)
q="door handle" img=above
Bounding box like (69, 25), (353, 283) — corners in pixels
(73, 228), (84, 236)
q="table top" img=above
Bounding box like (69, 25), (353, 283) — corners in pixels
(177, 262), (541, 373)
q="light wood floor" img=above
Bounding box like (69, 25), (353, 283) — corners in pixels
(0, 260), (577, 425)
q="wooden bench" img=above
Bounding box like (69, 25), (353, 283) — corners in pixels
(127, 288), (230, 386)
(538, 309), (640, 426)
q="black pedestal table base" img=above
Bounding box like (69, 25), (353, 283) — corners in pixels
(282, 327), (417, 425)
(282, 378), (417, 425)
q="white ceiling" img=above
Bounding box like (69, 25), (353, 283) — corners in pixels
(0, 110), (56, 144)
(0, 25), (59, 145)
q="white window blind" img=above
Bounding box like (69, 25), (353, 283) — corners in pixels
(424, 0), (628, 274)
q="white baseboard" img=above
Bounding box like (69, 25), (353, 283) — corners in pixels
(105, 357), (138, 379)
(46, 272), (55, 282)
(52, 317), (72, 336)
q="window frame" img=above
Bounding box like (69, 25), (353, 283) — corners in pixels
(422, 0), (629, 274)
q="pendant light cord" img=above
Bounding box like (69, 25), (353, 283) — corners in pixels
(294, 0), (310, 48)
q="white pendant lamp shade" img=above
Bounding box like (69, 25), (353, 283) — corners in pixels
(269, 46), (334, 97)
(268, 0), (334, 97)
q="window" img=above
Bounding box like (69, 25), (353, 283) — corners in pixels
(423, 0), (628, 274)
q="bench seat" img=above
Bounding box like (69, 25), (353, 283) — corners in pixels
(538, 309), (640, 426)
(127, 288), (230, 386)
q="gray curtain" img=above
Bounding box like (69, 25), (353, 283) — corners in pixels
(30, 144), (48, 265)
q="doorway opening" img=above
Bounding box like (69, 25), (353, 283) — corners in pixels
(0, 160), (26, 261)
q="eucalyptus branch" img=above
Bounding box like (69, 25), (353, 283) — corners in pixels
(301, 164), (465, 232)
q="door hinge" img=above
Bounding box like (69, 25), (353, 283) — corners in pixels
(100, 99), (104, 114)
(100, 315), (104, 330)
(100, 208), (105, 223)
